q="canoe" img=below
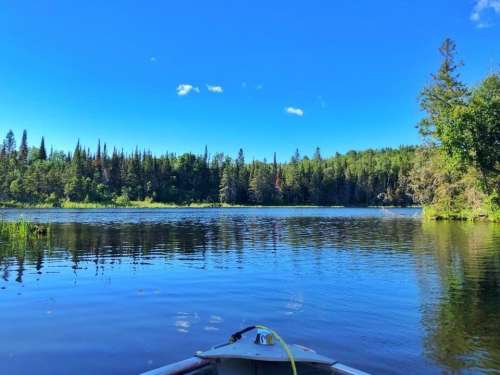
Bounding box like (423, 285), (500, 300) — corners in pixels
(141, 325), (369, 375)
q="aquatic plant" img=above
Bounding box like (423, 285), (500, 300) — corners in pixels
(0, 218), (51, 241)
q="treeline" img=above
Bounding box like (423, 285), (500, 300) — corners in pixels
(0, 131), (416, 206)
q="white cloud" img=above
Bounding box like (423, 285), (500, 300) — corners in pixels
(176, 84), (200, 96)
(285, 107), (304, 116)
(207, 84), (223, 93)
(471, 0), (500, 26)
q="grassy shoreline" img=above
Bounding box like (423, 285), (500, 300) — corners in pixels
(0, 200), (420, 210)
(1, 201), (497, 222)
(423, 206), (500, 223)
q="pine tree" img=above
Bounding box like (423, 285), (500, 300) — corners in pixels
(419, 38), (469, 139)
(3, 130), (16, 156)
(96, 139), (101, 165)
(109, 148), (122, 193)
(249, 162), (273, 204)
(94, 139), (103, 182)
(19, 130), (28, 164)
(235, 148), (248, 203)
(39, 137), (47, 160)
(203, 145), (209, 165)
(219, 161), (237, 203)
(272, 152), (278, 176)
(314, 147), (322, 161)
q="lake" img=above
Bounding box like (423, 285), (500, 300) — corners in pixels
(0, 208), (499, 374)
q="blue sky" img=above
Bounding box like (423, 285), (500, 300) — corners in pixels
(0, 1), (499, 161)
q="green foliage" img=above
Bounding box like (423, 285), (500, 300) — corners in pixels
(114, 188), (131, 206)
(415, 39), (499, 221)
(0, 129), (416, 208)
(445, 75), (500, 182)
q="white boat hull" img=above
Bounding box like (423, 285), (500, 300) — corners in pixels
(141, 326), (370, 375)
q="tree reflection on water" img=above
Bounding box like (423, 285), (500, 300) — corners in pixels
(416, 221), (500, 372)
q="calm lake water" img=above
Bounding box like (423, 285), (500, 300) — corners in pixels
(0, 208), (499, 374)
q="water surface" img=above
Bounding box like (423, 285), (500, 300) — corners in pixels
(1, 208), (499, 374)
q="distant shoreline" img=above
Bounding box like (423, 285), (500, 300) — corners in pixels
(0, 201), (421, 210)
(2, 203), (498, 222)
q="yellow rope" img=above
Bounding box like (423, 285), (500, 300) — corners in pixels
(255, 325), (297, 375)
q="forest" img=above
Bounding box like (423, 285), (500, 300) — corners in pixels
(0, 131), (416, 207)
(0, 39), (498, 219)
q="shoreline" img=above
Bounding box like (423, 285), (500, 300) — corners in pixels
(2, 203), (498, 222)
(0, 201), (421, 209)
(422, 206), (500, 223)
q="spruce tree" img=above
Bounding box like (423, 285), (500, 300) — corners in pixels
(39, 137), (47, 160)
(19, 130), (28, 164)
(3, 130), (16, 156)
(203, 145), (209, 165)
(235, 148), (248, 202)
(314, 147), (322, 161)
(96, 139), (101, 164)
(419, 38), (468, 139)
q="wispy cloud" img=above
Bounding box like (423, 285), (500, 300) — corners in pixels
(240, 82), (263, 90)
(149, 56), (157, 63)
(285, 107), (304, 117)
(471, 0), (500, 27)
(176, 84), (200, 96)
(318, 96), (327, 109)
(207, 84), (223, 93)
